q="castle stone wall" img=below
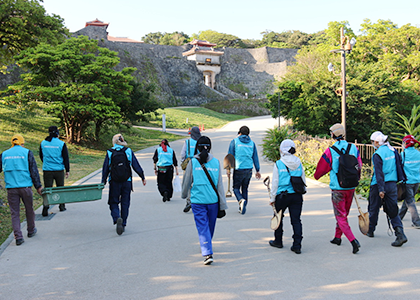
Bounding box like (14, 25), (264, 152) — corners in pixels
(0, 27), (298, 105)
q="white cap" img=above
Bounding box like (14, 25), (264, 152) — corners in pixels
(280, 139), (296, 156)
(370, 131), (388, 145)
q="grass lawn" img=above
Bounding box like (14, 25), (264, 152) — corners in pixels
(0, 104), (246, 246)
(137, 107), (248, 129)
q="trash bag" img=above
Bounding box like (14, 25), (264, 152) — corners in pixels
(173, 175), (182, 193)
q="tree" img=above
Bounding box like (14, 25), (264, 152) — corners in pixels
(267, 20), (420, 142)
(4, 36), (136, 143)
(141, 32), (164, 44)
(160, 32), (189, 46)
(120, 80), (162, 123)
(0, 0), (68, 71)
(195, 30), (246, 48)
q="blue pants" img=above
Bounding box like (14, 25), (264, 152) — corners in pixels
(274, 192), (303, 250)
(108, 181), (132, 226)
(368, 182), (403, 232)
(233, 169), (252, 202)
(191, 202), (218, 256)
(399, 183), (420, 226)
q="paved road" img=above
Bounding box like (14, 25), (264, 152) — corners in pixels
(1, 116), (419, 299)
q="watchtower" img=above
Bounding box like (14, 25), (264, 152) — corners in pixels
(182, 40), (224, 89)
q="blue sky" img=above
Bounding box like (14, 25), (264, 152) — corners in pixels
(43, 0), (420, 42)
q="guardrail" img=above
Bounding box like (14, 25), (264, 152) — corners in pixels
(353, 140), (402, 165)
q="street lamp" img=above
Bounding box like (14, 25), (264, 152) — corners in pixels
(328, 28), (356, 137)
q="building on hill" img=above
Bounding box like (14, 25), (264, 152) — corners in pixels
(182, 39), (223, 89)
(84, 18), (142, 43)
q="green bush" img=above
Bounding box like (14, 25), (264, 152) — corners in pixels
(261, 126), (298, 162)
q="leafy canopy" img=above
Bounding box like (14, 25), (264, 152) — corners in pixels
(267, 20), (420, 143)
(3, 36), (136, 143)
(0, 0), (68, 71)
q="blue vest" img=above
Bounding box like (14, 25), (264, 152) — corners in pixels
(186, 139), (197, 159)
(106, 144), (133, 182)
(371, 145), (398, 185)
(191, 157), (219, 205)
(276, 160), (303, 194)
(157, 147), (174, 166)
(234, 137), (254, 170)
(41, 138), (65, 171)
(2, 146), (33, 188)
(402, 147), (420, 184)
(329, 141), (359, 190)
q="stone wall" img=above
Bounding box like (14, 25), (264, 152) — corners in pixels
(0, 26), (298, 106)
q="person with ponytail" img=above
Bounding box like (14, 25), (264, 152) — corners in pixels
(39, 126), (70, 216)
(399, 135), (420, 228)
(268, 139), (305, 254)
(181, 136), (227, 265)
(153, 139), (178, 202)
(314, 123), (362, 254)
(368, 131), (408, 247)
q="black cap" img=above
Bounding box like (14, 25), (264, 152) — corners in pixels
(48, 126), (59, 136)
(238, 126), (250, 136)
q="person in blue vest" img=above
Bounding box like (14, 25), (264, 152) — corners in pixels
(398, 135), (420, 228)
(39, 126), (70, 216)
(314, 123), (362, 254)
(181, 136), (227, 265)
(180, 126), (201, 212)
(269, 139), (306, 254)
(0, 134), (42, 246)
(153, 139), (178, 202)
(227, 125), (261, 215)
(102, 134), (146, 235)
(368, 131), (408, 247)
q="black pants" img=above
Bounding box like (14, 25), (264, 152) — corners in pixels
(274, 192), (303, 250)
(43, 170), (65, 208)
(157, 166), (174, 199)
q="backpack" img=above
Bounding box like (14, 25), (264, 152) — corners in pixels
(109, 147), (132, 183)
(330, 144), (360, 188)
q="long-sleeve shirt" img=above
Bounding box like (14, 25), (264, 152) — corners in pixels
(101, 147), (145, 184)
(227, 135), (260, 172)
(181, 153), (228, 210)
(152, 148), (178, 167)
(39, 142), (70, 172)
(0, 150), (42, 189)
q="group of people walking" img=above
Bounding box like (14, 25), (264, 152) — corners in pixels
(1, 122), (419, 266)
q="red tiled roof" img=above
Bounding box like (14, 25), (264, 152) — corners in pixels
(85, 18), (109, 28)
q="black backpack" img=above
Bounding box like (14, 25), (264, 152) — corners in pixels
(330, 144), (360, 188)
(109, 147), (132, 183)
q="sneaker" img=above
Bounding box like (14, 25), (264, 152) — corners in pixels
(28, 228), (37, 238)
(42, 206), (49, 217)
(412, 223), (420, 229)
(241, 199), (247, 215)
(330, 237), (342, 246)
(269, 240), (283, 248)
(291, 247), (301, 254)
(238, 199), (245, 214)
(59, 204), (66, 211)
(183, 203), (191, 213)
(366, 231), (374, 238)
(116, 218), (124, 235)
(163, 191), (169, 202)
(203, 255), (213, 265)
(16, 238), (24, 246)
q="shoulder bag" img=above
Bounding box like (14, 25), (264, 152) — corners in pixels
(201, 162), (226, 218)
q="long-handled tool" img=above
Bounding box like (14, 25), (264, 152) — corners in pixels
(354, 194), (369, 235)
(223, 154), (235, 197)
(263, 176), (282, 230)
